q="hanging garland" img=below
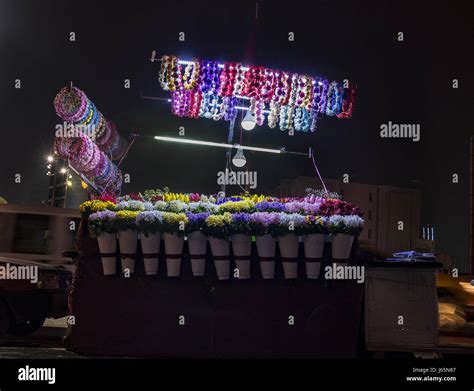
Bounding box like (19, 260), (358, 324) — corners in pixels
(54, 86), (127, 160)
(54, 134), (123, 193)
(158, 54), (355, 130)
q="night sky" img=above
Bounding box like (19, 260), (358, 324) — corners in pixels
(0, 1), (472, 266)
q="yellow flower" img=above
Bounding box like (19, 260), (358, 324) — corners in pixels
(115, 210), (140, 220)
(218, 200), (254, 213)
(163, 212), (188, 224)
(206, 212), (232, 227)
(79, 200), (115, 214)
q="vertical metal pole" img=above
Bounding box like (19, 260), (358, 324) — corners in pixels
(221, 117), (236, 196)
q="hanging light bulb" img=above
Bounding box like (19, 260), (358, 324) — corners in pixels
(232, 147), (247, 167)
(241, 110), (256, 131)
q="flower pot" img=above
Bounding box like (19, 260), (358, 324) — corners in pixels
(231, 234), (251, 279)
(163, 233), (184, 277)
(331, 234), (354, 260)
(304, 234), (324, 279)
(96, 232), (117, 275)
(256, 234), (276, 279)
(278, 234), (299, 279)
(187, 231), (207, 277)
(118, 230), (138, 273)
(208, 237), (230, 280)
(304, 234), (325, 258)
(140, 232), (161, 275)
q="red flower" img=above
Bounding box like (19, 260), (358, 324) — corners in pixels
(128, 192), (144, 201)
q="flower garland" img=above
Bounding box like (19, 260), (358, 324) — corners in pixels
(336, 85), (356, 119)
(54, 134), (123, 193)
(232, 63), (245, 96)
(200, 60), (221, 94)
(267, 101), (280, 129)
(182, 59), (200, 90)
(249, 98), (265, 126)
(158, 54), (355, 129)
(219, 62), (238, 96)
(54, 86), (127, 160)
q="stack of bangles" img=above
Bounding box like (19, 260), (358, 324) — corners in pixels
(54, 86), (127, 160)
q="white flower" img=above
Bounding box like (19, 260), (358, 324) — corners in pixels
(115, 200), (145, 211)
(279, 213), (305, 227)
(343, 215), (364, 228)
(188, 201), (218, 213)
(166, 200), (189, 212)
(153, 201), (167, 211)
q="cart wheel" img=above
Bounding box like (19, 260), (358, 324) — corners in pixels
(8, 317), (45, 336)
(0, 299), (12, 335)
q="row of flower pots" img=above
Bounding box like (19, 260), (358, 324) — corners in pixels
(97, 231), (354, 279)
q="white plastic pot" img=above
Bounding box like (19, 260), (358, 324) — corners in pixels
(97, 232), (117, 275)
(231, 234), (251, 279)
(256, 234), (276, 279)
(331, 234), (354, 260)
(163, 233), (184, 277)
(140, 232), (161, 275)
(304, 234), (325, 259)
(118, 230), (138, 274)
(187, 231), (207, 277)
(304, 233), (324, 279)
(208, 237), (230, 280)
(279, 234), (299, 279)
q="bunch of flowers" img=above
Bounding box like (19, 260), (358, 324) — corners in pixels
(278, 213), (306, 236)
(115, 200), (149, 211)
(153, 201), (168, 211)
(229, 213), (252, 235)
(249, 212), (281, 237)
(284, 201), (321, 215)
(327, 215), (364, 236)
(165, 200), (190, 213)
(79, 200), (115, 217)
(88, 210), (117, 235)
(218, 200), (255, 214)
(136, 210), (164, 236)
(204, 213), (233, 239)
(254, 201), (286, 213)
(188, 201), (218, 214)
(319, 199), (362, 217)
(185, 212), (210, 233)
(301, 215), (328, 235)
(114, 210), (140, 231)
(162, 212), (188, 236)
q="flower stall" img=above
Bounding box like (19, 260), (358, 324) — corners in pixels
(65, 190), (367, 358)
(81, 192), (364, 280)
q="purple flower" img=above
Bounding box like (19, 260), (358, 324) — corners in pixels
(232, 212), (251, 223)
(255, 201), (286, 212)
(186, 212), (210, 223)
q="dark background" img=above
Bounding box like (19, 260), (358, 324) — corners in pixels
(0, 0), (472, 269)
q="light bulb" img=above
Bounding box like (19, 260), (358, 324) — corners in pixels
(47, 155), (54, 163)
(241, 110), (256, 131)
(60, 168), (67, 174)
(232, 147), (246, 168)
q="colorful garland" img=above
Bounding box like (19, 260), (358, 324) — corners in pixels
(54, 135), (122, 193)
(159, 54), (355, 129)
(54, 86), (127, 160)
